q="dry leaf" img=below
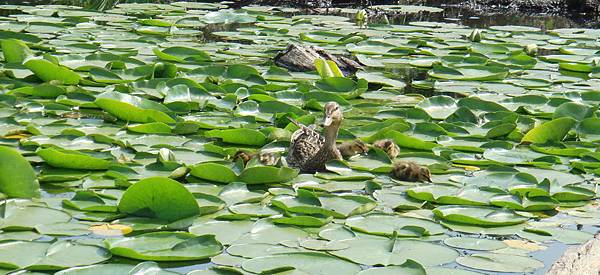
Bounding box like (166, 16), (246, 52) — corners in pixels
(503, 239), (546, 252)
(90, 224), (133, 236)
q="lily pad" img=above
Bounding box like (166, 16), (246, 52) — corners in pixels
(0, 146), (39, 198)
(241, 252), (361, 274)
(106, 232), (223, 261)
(433, 205), (529, 226)
(456, 252), (544, 273)
(118, 177), (200, 222)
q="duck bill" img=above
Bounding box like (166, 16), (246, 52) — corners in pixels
(323, 116), (333, 127)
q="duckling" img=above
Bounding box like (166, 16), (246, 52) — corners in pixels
(233, 150), (280, 166)
(337, 139), (369, 159)
(233, 150), (253, 166)
(390, 161), (432, 182)
(373, 139), (400, 159)
(258, 152), (279, 166)
(287, 102), (343, 173)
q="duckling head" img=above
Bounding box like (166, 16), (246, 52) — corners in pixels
(352, 139), (369, 154)
(418, 167), (432, 182)
(384, 141), (400, 158)
(374, 139), (400, 158)
(323, 102), (343, 127)
(233, 150), (252, 164)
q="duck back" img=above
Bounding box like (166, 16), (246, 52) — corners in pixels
(287, 125), (324, 169)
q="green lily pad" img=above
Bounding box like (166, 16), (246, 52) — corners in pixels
(118, 177), (200, 222)
(429, 65), (508, 81)
(521, 117), (576, 144)
(456, 252), (544, 273)
(205, 129), (267, 146)
(0, 146), (39, 198)
(241, 252), (361, 274)
(0, 240), (110, 271)
(443, 237), (507, 251)
(433, 205), (529, 226)
(56, 262), (179, 275)
(0, 204), (71, 230)
(238, 166), (299, 184)
(94, 91), (175, 123)
(1, 39), (33, 63)
(330, 238), (458, 266)
(346, 214), (445, 237)
(24, 59), (81, 85)
(37, 147), (112, 170)
(106, 232), (222, 261)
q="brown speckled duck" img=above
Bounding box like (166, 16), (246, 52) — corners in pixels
(286, 102), (343, 173)
(390, 161), (432, 182)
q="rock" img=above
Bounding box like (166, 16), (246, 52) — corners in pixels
(547, 233), (600, 275)
(274, 44), (362, 76)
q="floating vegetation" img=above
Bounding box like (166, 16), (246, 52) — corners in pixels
(0, 2), (598, 274)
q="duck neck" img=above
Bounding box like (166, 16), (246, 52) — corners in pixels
(323, 122), (340, 149)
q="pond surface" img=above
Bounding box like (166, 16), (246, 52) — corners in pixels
(0, 1), (598, 275)
(3, 0), (600, 28)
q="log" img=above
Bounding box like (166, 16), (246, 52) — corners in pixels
(274, 44), (362, 76)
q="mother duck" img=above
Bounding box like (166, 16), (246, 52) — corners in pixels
(287, 102), (343, 173)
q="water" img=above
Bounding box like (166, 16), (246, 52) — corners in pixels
(0, 0), (597, 29)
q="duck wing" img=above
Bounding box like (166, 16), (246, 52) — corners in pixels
(286, 119), (324, 168)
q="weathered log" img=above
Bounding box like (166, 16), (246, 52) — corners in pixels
(274, 44), (362, 76)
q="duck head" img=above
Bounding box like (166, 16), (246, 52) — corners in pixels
(323, 102), (343, 127)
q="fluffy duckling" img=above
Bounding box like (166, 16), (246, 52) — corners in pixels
(390, 161), (432, 182)
(258, 152), (279, 166)
(233, 150), (279, 166)
(233, 150), (253, 165)
(373, 139), (400, 159)
(337, 139), (369, 159)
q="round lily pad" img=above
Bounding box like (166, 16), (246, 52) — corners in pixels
(330, 238), (458, 266)
(118, 177), (200, 222)
(456, 252), (544, 273)
(433, 205), (529, 226)
(346, 214), (445, 237)
(106, 232), (223, 261)
(443, 237), (507, 251)
(241, 252), (361, 274)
